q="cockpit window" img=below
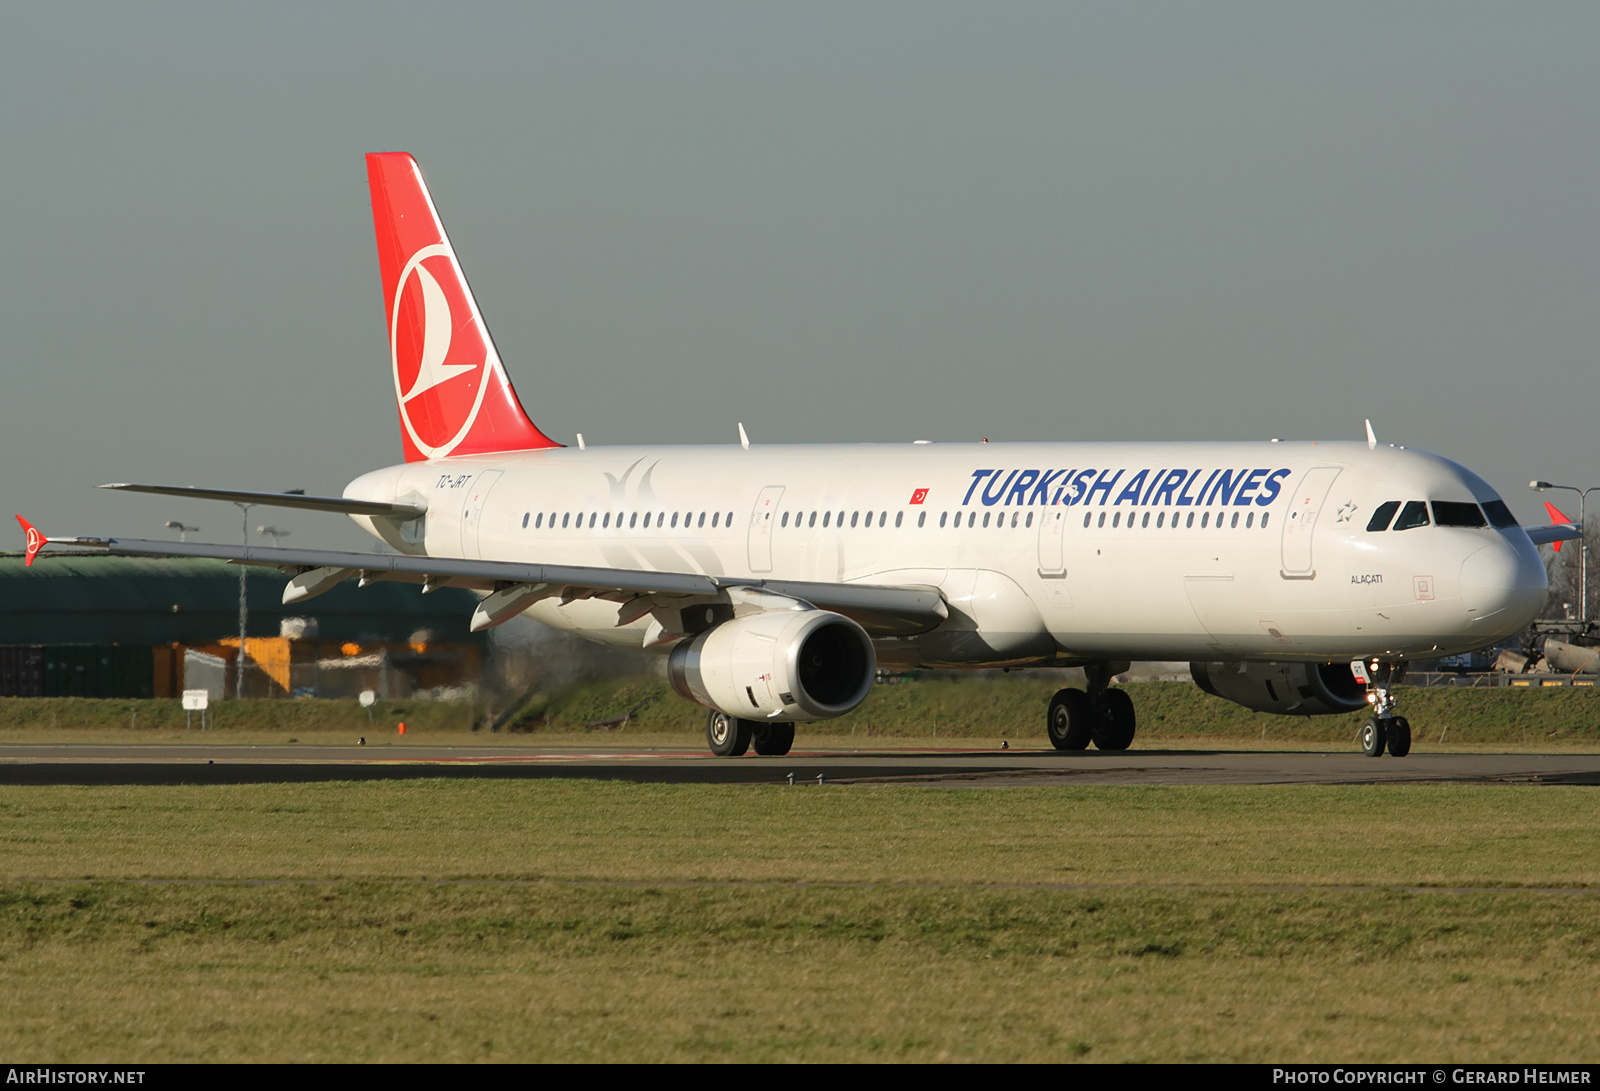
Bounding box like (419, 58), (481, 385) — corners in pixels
(1392, 500), (1430, 531)
(1432, 501), (1487, 528)
(1366, 501), (1400, 532)
(1482, 500), (1518, 529)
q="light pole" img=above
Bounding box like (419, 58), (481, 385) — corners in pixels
(165, 520), (199, 542)
(1530, 481), (1598, 630)
(235, 504), (252, 699)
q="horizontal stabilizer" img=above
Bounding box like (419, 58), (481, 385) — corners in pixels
(99, 483), (427, 518)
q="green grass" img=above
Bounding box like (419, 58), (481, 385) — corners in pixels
(3, 880), (1598, 1062)
(3, 781), (1600, 887)
(1, 781), (1599, 1060)
(7, 676), (1591, 747)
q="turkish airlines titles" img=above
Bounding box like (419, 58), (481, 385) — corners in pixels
(956, 467), (1294, 509)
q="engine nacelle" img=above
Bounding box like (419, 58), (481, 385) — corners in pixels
(1190, 661), (1367, 716)
(668, 610), (875, 722)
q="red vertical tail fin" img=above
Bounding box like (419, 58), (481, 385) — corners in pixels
(366, 153), (560, 462)
(1544, 501), (1573, 552)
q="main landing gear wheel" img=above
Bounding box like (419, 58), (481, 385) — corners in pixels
(1047, 689), (1093, 751)
(1386, 716), (1412, 758)
(1360, 716), (1387, 758)
(752, 723), (796, 756)
(706, 709), (753, 756)
(1091, 689), (1137, 751)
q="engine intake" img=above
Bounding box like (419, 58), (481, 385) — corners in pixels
(668, 610), (875, 721)
(1190, 661), (1367, 716)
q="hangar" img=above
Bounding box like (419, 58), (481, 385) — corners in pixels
(0, 552), (486, 699)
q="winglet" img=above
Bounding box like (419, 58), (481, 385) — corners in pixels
(1545, 501), (1572, 552)
(15, 515), (46, 567)
(1365, 419), (1377, 450)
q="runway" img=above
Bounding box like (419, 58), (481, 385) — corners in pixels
(1, 743), (1598, 787)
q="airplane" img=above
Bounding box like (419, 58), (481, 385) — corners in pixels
(15, 153), (1581, 758)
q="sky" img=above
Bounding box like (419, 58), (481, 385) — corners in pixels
(2, 3), (1596, 552)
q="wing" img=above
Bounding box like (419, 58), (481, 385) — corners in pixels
(20, 526), (947, 639)
(1524, 522), (1582, 548)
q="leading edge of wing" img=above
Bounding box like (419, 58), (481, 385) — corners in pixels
(98, 483), (428, 518)
(40, 535), (946, 637)
(1524, 522), (1582, 547)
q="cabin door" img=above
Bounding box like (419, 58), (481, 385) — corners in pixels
(747, 485), (785, 572)
(459, 469), (503, 559)
(1279, 467), (1341, 577)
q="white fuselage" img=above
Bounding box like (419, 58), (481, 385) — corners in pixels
(344, 439), (1548, 667)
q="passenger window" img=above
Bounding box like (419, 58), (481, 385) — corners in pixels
(1111, 513), (1120, 528)
(808, 512), (817, 528)
(1482, 500), (1518, 529)
(562, 513), (570, 529)
(1366, 501), (1400, 532)
(1245, 512), (1253, 529)
(837, 511), (845, 527)
(781, 512), (789, 528)
(940, 512), (948, 528)
(698, 512), (706, 528)
(521, 513), (529, 528)
(603, 513), (610, 528)
(728, 511), (734, 527)
(851, 512), (859, 528)
(1393, 501), (1430, 531)
(1083, 513), (1092, 528)
(1156, 512), (1164, 528)
(1261, 512), (1270, 528)
(895, 511), (904, 528)
(1141, 512), (1150, 528)
(1097, 513), (1106, 528)
(880, 512), (887, 528)
(916, 512), (925, 528)
(1025, 512), (1034, 528)
(535, 513), (543, 529)
(823, 512), (831, 528)
(1432, 501), (1487, 528)
(1201, 513), (1208, 528)
(1186, 513), (1194, 528)
(1230, 512), (1239, 528)
(588, 513), (596, 528)
(983, 513), (991, 528)
(629, 512), (637, 528)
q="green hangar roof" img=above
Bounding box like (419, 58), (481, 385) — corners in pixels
(0, 552), (486, 646)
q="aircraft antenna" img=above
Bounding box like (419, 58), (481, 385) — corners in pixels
(738, 422), (750, 450)
(1364, 419), (1377, 450)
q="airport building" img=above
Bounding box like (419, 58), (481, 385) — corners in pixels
(0, 552), (486, 699)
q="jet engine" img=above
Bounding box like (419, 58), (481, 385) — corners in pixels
(668, 610), (875, 721)
(1190, 661), (1368, 716)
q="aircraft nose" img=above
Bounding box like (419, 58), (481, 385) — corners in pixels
(1459, 538), (1547, 636)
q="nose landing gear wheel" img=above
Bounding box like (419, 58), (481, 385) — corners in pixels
(1047, 689), (1093, 751)
(706, 710), (753, 756)
(752, 723), (796, 756)
(1360, 716), (1387, 758)
(1386, 716), (1412, 758)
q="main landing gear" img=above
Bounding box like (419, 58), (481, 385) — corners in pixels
(705, 710), (795, 757)
(1356, 660), (1411, 758)
(1047, 661), (1136, 751)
